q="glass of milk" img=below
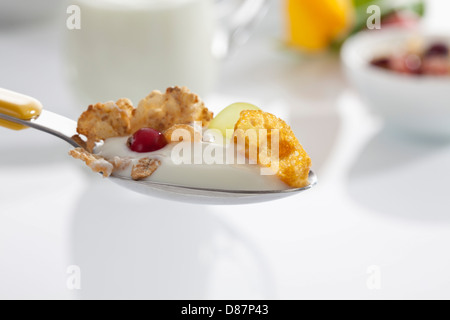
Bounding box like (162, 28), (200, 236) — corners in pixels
(64, 0), (268, 106)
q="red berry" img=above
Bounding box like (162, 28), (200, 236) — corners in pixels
(127, 128), (167, 153)
(425, 43), (449, 57)
(371, 57), (391, 69)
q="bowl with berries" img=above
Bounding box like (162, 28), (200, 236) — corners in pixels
(342, 29), (450, 137)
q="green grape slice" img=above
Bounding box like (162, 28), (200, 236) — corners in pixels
(208, 102), (261, 138)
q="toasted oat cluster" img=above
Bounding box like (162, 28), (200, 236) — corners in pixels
(131, 158), (161, 181)
(77, 99), (134, 152)
(76, 86), (212, 152)
(163, 124), (202, 143)
(69, 148), (115, 178)
(132, 87), (213, 133)
(233, 110), (312, 188)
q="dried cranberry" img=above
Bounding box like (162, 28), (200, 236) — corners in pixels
(127, 128), (168, 153)
(371, 58), (391, 69)
(425, 43), (449, 57)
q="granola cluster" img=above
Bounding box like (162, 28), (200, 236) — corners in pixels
(132, 87), (213, 133)
(77, 87), (211, 152)
(69, 148), (115, 178)
(77, 98), (134, 152)
(131, 158), (161, 181)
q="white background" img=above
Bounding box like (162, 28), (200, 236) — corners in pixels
(0, 0), (450, 299)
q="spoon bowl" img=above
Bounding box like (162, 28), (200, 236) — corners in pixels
(109, 171), (317, 205)
(0, 88), (317, 205)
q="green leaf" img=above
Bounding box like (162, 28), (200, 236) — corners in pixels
(351, 0), (425, 34)
(330, 0), (425, 51)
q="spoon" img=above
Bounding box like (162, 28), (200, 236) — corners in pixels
(0, 88), (317, 205)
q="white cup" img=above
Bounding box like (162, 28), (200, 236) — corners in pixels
(65, 0), (267, 106)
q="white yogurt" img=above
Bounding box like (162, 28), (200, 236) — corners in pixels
(95, 137), (288, 191)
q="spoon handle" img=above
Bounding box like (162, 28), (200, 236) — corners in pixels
(0, 88), (82, 148)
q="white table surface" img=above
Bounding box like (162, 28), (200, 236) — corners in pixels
(1, 0), (450, 300)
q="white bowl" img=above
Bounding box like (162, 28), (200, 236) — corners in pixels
(341, 29), (450, 137)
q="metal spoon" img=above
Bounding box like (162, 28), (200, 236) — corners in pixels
(0, 91), (317, 205)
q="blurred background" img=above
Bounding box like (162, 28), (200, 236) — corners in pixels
(1, 0), (450, 299)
